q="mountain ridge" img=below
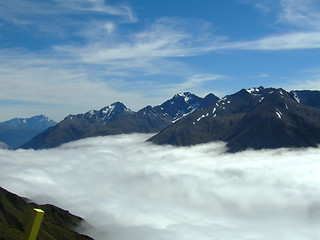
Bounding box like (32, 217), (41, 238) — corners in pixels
(17, 87), (320, 152)
(20, 92), (219, 149)
(149, 87), (320, 152)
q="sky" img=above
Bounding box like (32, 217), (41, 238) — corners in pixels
(1, 134), (320, 240)
(1, 0), (320, 121)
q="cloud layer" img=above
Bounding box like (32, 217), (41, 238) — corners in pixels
(0, 134), (320, 240)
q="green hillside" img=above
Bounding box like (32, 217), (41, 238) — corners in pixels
(0, 187), (93, 240)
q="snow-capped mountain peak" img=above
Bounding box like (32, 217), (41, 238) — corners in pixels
(174, 92), (194, 103)
(160, 92), (206, 122)
(246, 87), (260, 94)
(1, 115), (56, 129)
(66, 102), (133, 124)
(98, 102), (132, 121)
(100, 101), (131, 114)
(0, 115), (57, 149)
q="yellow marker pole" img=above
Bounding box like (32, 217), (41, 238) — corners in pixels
(25, 208), (45, 240)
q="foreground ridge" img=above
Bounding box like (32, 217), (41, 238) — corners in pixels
(0, 186), (93, 240)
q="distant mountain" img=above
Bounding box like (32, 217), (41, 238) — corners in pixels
(149, 87), (320, 152)
(0, 115), (56, 149)
(20, 93), (219, 149)
(0, 186), (93, 239)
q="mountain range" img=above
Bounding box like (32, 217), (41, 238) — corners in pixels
(150, 87), (320, 152)
(0, 115), (56, 149)
(20, 92), (219, 149)
(15, 87), (320, 152)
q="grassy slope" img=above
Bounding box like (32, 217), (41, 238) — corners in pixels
(0, 187), (93, 240)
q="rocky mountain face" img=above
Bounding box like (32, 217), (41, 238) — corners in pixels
(0, 115), (56, 149)
(0, 187), (93, 240)
(20, 93), (219, 149)
(149, 87), (320, 152)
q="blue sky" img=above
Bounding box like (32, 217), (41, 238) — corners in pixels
(1, 0), (320, 121)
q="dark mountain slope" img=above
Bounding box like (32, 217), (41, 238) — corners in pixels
(159, 92), (205, 121)
(91, 92), (219, 137)
(0, 187), (92, 240)
(91, 105), (172, 136)
(149, 87), (320, 152)
(148, 87), (266, 146)
(225, 89), (320, 152)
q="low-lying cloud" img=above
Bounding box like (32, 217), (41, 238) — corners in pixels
(1, 134), (320, 240)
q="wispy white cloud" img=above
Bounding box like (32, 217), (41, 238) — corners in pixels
(0, 0), (136, 41)
(55, 0), (137, 20)
(50, 17), (226, 99)
(241, 0), (320, 30)
(173, 74), (226, 97)
(278, 0), (320, 30)
(0, 46), (225, 121)
(0, 0), (137, 25)
(138, 73), (226, 101)
(1, 134), (320, 240)
(55, 17), (221, 63)
(253, 2), (273, 13)
(239, 0), (279, 14)
(0, 49), (149, 120)
(231, 0), (320, 50)
(221, 32), (320, 50)
(104, 21), (116, 35)
(283, 71), (320, 91)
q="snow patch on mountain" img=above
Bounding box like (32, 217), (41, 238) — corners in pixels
(276, 109), (283, 119)
(175, 92), (193, 103)
(292, 91), (301, 103)
(102, 105), (116, 118)
(1, 115), (56, 129)
(246, 87), (260, 94)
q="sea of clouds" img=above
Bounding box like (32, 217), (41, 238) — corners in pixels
(0, 133), (320, 240)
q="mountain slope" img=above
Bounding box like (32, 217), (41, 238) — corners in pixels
(0, 115), (56, 149)
(149, 87), (320, 152)
(21, 93), (219, 150)
(0, 187), (92, 240)
(225, 88), (320, 151)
